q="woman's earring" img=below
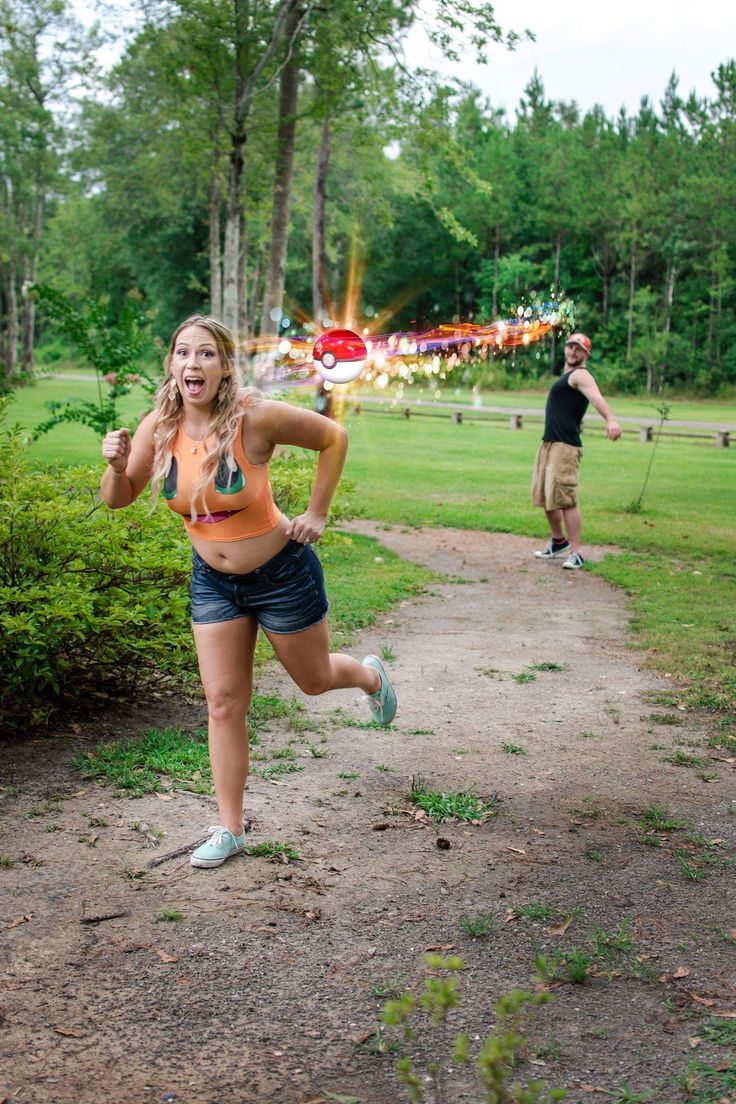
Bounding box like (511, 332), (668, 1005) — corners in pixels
(169, 378), (178, 396)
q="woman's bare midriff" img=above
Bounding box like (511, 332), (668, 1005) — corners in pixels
(188, 513), (293, 574)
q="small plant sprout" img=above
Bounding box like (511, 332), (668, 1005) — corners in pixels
(244, 839), (300, 862)
(459, 912), (496, 939)
(410, 777), (499, 824)
(380, 644), (396, 662)
(157, 908), (183, 922)
(501, 742), (527, 756)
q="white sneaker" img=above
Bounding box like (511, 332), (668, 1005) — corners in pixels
(534, 539), (571, 560)
(562, 551), (585, 570)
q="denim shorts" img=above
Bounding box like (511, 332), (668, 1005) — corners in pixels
(190, 540), (329, 633)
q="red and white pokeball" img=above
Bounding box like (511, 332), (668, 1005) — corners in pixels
(312, 328), (367, 384)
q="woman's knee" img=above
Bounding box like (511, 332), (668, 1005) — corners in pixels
(205, 686), (252, 721)
(292, 671), (333, 696)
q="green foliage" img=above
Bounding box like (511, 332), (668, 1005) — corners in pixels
(243, 839), (300, 861)
(381, 956), (564, 1104)
(409, 777), (499, 823)
(76, 728), (211, 796)
(31, 286), (158, 437)
(0, 398), (192, 732)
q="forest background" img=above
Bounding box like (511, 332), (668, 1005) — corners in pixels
(1, 0), (736, 397)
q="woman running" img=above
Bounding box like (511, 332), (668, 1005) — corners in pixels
(100, 315), (396, 868)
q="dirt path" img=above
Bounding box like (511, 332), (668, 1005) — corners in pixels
(2, 525), (734, 1104)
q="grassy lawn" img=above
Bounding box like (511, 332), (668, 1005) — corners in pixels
(7, 375), (736, 709)
(338, 408), (735, 710)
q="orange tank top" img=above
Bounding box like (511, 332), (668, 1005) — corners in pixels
(164, 417), (281, 542)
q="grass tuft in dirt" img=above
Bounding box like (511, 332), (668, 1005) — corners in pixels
(459, 912), (496, 939)
(75, 727), (211, 796)
(244, 839), (300, 861)
(526, 661), (568, 672)
(409, 776), (499, 823)
(501, 742), (527, 756)
(156, 908), (183, 922)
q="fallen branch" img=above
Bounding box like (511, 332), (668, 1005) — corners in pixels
(80, 910), (130, 925)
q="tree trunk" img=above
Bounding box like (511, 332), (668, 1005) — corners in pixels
(260, 7), (301, 337)
(312, 115), (331, 326)
(550, 231), (561, 370)
(492, 222), (500, 317)
(222, 131), (245, 341)
(659, 261), (676, 393)
(626, 238), (637, 364)
(21, 190), (44, 377)
(208, 178), (223, 320)
(237, 204), (248, 341)
(4, 263), (18, 383)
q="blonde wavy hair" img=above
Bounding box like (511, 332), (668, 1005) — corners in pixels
(150, 314), (259, 519)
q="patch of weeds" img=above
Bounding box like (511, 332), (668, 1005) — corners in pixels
(609, 1085), (654, 1104)
(117, 860), (146, 880)
(480, 667), (501, 678)
(708, 726), (736, 755)
(360, 1026), (400, 1057)
(512, 671), (536, 685)
(579, 730), (598, 739)
(676, 1057), (736, 1103)
(409, 777), (499, 824)
(513, 902), (558, 922)
(674, 837), (734, 882)
(648, 712), (682, 726)
(1, 785), (20, 797)
(663, 750), (704, 767)
(248, 691), (314, 739)
(368, 975), (406, 999)
(533, 1038), (563, 1062)
(244, 839), (300, 861)
(604, 705), (621, 724)
(701, 1016), (736, 1046)
(527, 662), (568, 672)
(381, 956), (565, 1104)
(157, 908), (183, 922)
(459, 912), (496, 939)
(44, 824), (62, 833)
(589, 920), (634, 958)
(337, 770), (360, 780)
(574, 797), (602, 820)
(83, 813), (109, 828)
(648, 742), (668, 750)
(256, 761), (304, 779)
(0, 854), (14, 868)
(380, 644), (395, 662)
(501, 743), (527, 756)
(269, 746), (297, 760)
(560, 948), (595, 984)
(637, 803), (688, 833)
(591, 1026), (611, 1039)
(408, 728), (434, 736)
(585, 849), (604, 862)
(306, 743), (328, 759)
(644, 690), (680, 707)
(376, 763), (396, 773)
(76, 728), (212, 796)
(339, 714), (398, 732)
(78, 834), (98, 848)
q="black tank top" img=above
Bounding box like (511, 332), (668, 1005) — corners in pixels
(543, 372), (589, 447)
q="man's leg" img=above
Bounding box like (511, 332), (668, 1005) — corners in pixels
(544, 508), (566, 541)
(563, 505), (582, 552)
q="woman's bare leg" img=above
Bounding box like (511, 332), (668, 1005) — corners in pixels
(264, 619), (380, 696)
(193, 616), (259, 835)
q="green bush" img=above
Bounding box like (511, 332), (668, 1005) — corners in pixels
(0, 399), (353, 733)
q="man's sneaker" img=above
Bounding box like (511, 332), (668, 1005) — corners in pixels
(363, 655), (397, 725)
(534, 538), (571, 559)
(562, 551), (585, 570)
(190, 825), (246, 868)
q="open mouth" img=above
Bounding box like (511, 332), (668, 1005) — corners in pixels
(184, 376), (206, 396)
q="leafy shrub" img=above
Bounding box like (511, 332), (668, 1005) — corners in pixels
(0, 399), (353, 733)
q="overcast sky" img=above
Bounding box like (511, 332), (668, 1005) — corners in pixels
(406, 0), (736, 118)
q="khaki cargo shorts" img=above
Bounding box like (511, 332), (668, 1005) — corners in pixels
(531, 441), (583, 511)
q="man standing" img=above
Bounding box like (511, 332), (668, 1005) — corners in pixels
(532, 333), (621, 570)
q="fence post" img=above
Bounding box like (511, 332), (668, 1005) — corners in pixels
(639, 425), (653, 443)
(403, 406), (411, 419)
(716, 430), (730, 448)
(510, 413), (523, 430)
(452, 411), (463, 424)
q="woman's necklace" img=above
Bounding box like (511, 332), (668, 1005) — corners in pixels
(183, 421), (209, 454)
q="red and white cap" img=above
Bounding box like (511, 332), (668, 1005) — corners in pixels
(566, 333), (592, 356)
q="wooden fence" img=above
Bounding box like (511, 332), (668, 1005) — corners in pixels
(348, 399), (732, 447)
